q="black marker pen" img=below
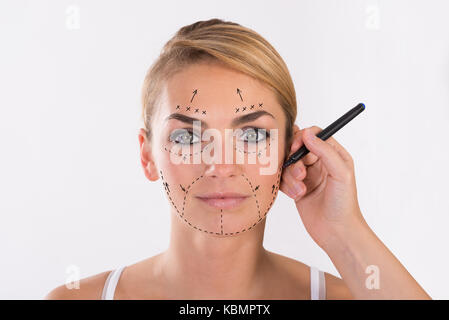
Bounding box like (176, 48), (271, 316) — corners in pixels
(282, 103), (366, 169)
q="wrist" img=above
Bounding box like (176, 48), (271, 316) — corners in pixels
(321, 214), (372, 257)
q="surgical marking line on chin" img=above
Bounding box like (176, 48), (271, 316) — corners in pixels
(159, 165), (282, 236)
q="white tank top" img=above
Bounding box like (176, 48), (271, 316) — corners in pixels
(101, 265), (326, 300)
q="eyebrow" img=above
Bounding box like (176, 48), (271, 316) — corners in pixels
(165, 110), (275, 127)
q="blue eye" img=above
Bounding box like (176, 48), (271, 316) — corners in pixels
(169, 129), (200, 145)
(239, 127), (269, 143)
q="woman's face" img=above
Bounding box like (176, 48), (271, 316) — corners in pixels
(147, 61), (288, 237)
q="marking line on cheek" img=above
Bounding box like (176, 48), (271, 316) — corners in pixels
(235, 140), (270, 155)
(241, 173), (261, 220)
(159, 165), (282, 236)
(159, 170), (180, 214)
(163, 146), (204, 156)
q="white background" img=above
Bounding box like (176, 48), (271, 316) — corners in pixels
(1, 0), (448, 299)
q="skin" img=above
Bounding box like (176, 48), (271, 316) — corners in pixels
(45, 61), (431, 300)
(155, 64), (282, 235)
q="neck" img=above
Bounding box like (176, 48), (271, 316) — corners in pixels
(159, 208), (271, 299)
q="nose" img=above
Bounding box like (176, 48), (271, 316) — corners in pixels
(204, 163), (241, 178)
(201, 128), (243, 178)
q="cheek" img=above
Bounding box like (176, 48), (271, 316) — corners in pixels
(159, 150), (204, 191)
(243, 163), (282, 216)
(277, 130), (288, 160)
(245, 164), (281, 191)
(156, 142), (283, 236)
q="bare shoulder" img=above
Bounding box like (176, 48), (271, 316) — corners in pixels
(44, 270), (112, 300)
(266, 250), (354, 299)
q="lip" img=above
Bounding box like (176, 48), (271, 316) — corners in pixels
(195, 192), (250, 210)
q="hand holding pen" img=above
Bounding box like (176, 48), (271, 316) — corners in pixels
(279, 104), (431, 299)
(280, 103), (366, 250)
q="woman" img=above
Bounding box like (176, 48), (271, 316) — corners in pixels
(46, 18), (431, 300)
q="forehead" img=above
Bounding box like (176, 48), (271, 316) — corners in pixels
(160, 62), (282, 119)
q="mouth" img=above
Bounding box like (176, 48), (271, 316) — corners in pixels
(195, 192), (251, 210)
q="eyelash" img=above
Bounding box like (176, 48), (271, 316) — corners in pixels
(240, 126), (270, 143)
(169, 127), (270, 145)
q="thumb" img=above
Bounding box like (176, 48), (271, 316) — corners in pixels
(302, 128), (348, 181)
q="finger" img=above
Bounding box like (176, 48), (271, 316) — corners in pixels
(283, 158), (306, 182)
(299, 126), (353, 167)
(288, 128), (319, 166)
(302, 150), (318, 167)
(301, 127), (323, 165)
(279, 179), (296, 198)
(280, 175), (307, 199)
(321, 136), (354, 167)
(282, 164), (306, 188)
(282, 157), (326, 200)
(302, 158), (327, 193)
(281, 157), (307, 199)
(302, 127), (349, 182)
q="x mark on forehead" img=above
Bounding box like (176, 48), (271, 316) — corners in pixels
(164, 110), (275, 128)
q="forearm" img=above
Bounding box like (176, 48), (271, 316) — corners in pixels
(324, 216), (432, 299)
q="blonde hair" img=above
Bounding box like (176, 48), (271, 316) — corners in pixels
(141, 18), (297, 156)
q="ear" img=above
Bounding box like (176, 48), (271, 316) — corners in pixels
(138, 128), (159, 182)
(286, 123), (301, 156)
(292, 123), (301, 135)
(290, 123), (302, 151)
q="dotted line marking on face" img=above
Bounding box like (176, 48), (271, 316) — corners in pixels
(178, 86), (262, 115)
(163, 135), (273, 159)
(241, 173), (261, 219)
(235, 140), (270, 155)
(163, 145), (204, 157)
(176, 102), (263, 115)
(159, 165), (282, 236)
(166, 97), (275, 159)
(175, 105), (207, 115)
(221, 210), (223, 235)
(234, 102), (263, 113)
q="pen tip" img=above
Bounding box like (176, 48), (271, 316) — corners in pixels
(360, 103), (365, 110)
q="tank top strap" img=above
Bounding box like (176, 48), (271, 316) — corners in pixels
(101, 266), (127, 300)
(310, 266), (326, 300)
